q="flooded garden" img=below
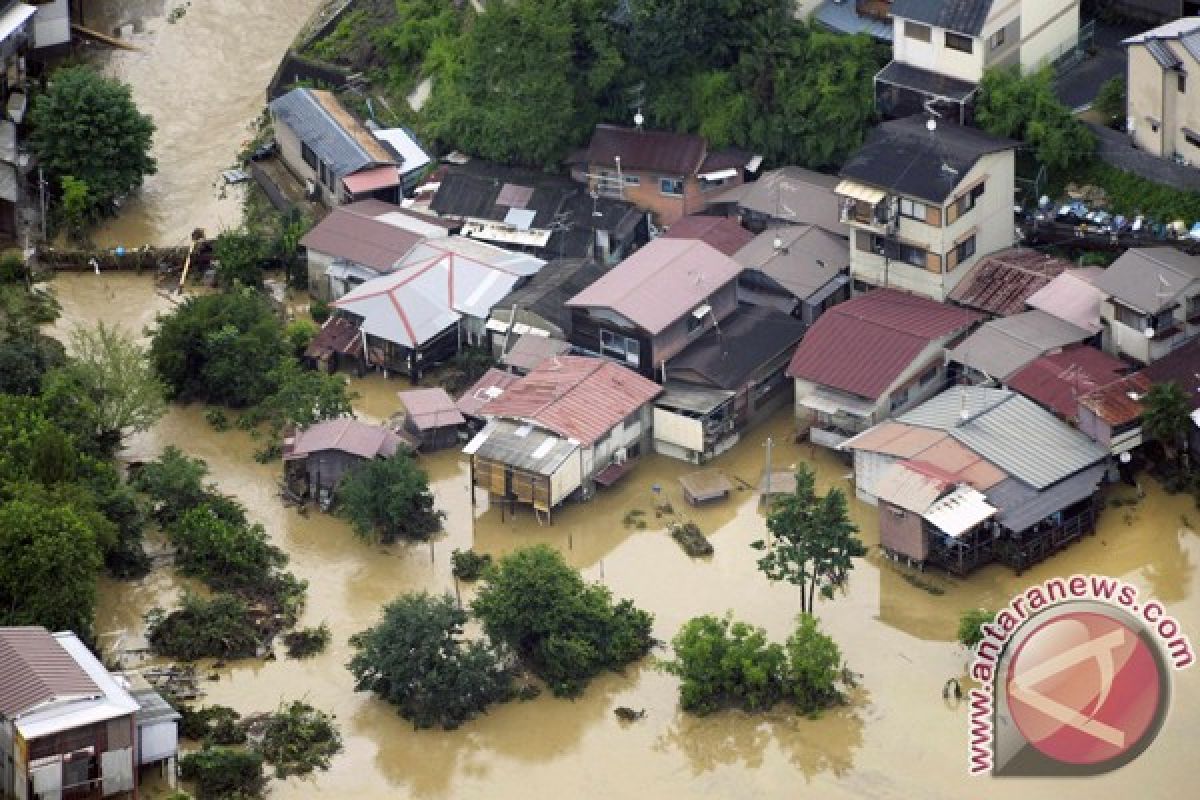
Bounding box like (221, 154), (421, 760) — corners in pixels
(50, 270), (1200, 799)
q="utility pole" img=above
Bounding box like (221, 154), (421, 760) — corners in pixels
(38, 166), (46, 242)
(761, 436), (773, 509)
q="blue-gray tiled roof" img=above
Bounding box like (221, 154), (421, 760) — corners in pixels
(269, 88), (391, 179)
(891, 0), (994, 37)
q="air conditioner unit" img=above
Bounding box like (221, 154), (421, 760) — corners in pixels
(614, 447), (628, 465)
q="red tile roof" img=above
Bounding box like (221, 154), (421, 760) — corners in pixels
(585, 124), (707, 176)
(0, 627), (100, 717)
(480, 356), (662, 445)
(1006, 345), (1130, 419)
(662, 215), (754, 257)
(786, 289), (981, 399)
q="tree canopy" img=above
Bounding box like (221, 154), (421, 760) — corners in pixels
(61, 322), (166, 444)
(337, 452), (442, 542)
(29, 66), (156, 224)
(1142, 382), (1192, 463)
(975, 66), (1095, 172)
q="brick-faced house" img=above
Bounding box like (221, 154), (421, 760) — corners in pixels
(574, 124), (760, 227)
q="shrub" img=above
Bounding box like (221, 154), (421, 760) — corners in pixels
(179, 746), (264, 800)
(310, 298), (331, 324)
(1094, 76), (1126, 128)
(168, 506), (287, 592)
(175, 704), (246, 745)
(258, 701), (342, 777)
(285, 318), (319, 357)
(957, 608), (995, 649)
(204, 408), (229, 431)
(146, 593), (261, 660)
(784, 614), (844, 713)
(338, 453), (443, 542)
(283, 624), (331, 658)
(450, 549), (492, 581)
(130, 446), (213, 525)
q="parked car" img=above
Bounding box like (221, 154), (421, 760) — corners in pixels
(1056, 200), (1089, 224)
(1188, 222), (1200, 242)
(1086, 210), (1114, 232)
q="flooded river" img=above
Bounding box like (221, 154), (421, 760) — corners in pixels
(48, 273), (1198, 799)
(83, 0), (324, 248)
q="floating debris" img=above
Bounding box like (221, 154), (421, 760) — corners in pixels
(669, 521), (713, 557)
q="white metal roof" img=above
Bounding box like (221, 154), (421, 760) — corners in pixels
(373, 127), (432, 177)
(922, 485), (997, 537)
(0, 4), (36, 44)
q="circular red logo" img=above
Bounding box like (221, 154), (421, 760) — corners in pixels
(1005, 611), (1163, 765)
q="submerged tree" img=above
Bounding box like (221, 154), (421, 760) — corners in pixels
(62, 322), (166, 445)
(751, 465), (864, 614)
(338, 453), (443, 542)
(1142, 381), (1192, 465)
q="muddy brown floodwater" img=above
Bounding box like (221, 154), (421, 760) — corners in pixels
(54, 272), (1200, 799)
(83, 0), (325, 248)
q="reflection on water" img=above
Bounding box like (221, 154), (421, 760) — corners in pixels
(49, 272), (1200, 798)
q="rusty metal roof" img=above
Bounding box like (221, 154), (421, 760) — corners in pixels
(585, 124), (707, 176)
(479, 356), (662, 445)
(1078, 373), (1150, 426)
(787, 288), (981, 399)
(398, 388), (466, 431)
(1007, 345), (1130, 420)
(948, 249), (1071, 316)
(456, 368), (520, 418)
(661, 215), (754, 257)
(0, 627), (101, 718)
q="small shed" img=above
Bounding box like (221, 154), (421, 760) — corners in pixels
(131, 687), (180, 787)
(679, 470), (733, 505)
(282, 418), (414, 498)
(397, 388), (466, 450)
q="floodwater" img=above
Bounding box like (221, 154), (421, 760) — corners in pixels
(54, 272), (1200, 798)
(83, 0), (325, 249)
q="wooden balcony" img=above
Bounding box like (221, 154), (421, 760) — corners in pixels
(856, 0), (892, 22)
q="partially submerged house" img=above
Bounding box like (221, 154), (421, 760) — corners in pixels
(282, 417), (413, 499)
(485, 258), (608, 354)
(456, 368), (519, 425)
(1093, 248), (1200, 365)
(300, 200), (456, 301)
(947, 309), (1095, 382)
(660, 215), (755, 257)
(707, 166), (848, 237)
(787, 289), (981, 448)
(654, 305), (805, 463)
(844, 387), (1108, 574)
(575, 124), (760, 227)
(734, 225), (852, 327)
(1123, 18), (1200, 165)
(836, 116), (1016, 301)
(465, 356), (662, 516)
(324, 238), (545, 380)
(1006, 345), (1130, 421)
(565, 238), (743, 381)
(947, 249), (1071, 317)
(0, 627), (178, 799)
(269, 88), (426, 207)
(397, 388), (466, 451)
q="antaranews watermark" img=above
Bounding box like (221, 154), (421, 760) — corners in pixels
(966, 574), (1193, 777)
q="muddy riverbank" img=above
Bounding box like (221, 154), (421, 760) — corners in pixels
(56, 272), (1200, 798)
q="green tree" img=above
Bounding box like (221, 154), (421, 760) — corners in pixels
(29, 66), (156, 222)
(1142, 381), (1192, 464)
(59, 175), (91, 242)
(471, 545), (654, 696)
(751, 465), (864, 614)
(130, 446), (214, 526)
(0, 499), (101, 637)
(213, 228), (270, 288)
(168, 506), (288, 592)
(975, 67), (1095, 171)
(258, 701), (342, 777)
(63, 322), (166, 443)
(253, 358), (355, 433)
(178, 746), (264, 800)
(146, 593), (261, 660)
(626, 0), (790, 75)
(284, 319), (318, 357)
(348, 592), (514, 729)
(784, 613), (843, 712)
(0, 337), (59, 395)
(957, 608), (995, 649)
(337, 453), (443, 542)
(660, 613), (786, 714)
(1094, 76), (1127, 129)
(148, 290), (288, 407)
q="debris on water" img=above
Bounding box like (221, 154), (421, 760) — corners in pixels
(898, 570), (947, 596)
(622, 509), (647, 529)
(669, 521), (713, 557)
(614, 706), (645, 722)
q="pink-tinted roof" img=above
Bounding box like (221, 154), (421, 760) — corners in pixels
(565, 239), (743, 335)
(479, 356), (662, 445)
(286, 418), (409, 460)
(843, 423), (1007, 491)
(0, 627), (100, 717)
(398, 388), (466, 430)
(1007, 345), (1130, 419)
(1025, 268), (1107, 334)
(662, 216), (754, 257)
(947, 249), (1070, 316)
(786, 289), (981, 399)
(343, 165), (402, 194)
(456, 368), (520, 417)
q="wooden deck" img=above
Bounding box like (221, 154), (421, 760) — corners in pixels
(679, 470), (733, 505)
(594, 458), (636, 487)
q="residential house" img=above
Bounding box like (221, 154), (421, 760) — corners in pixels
(465, 356), (662, 516)
(282, 418), (413, 499)
(787, 288), (981, 448)
(1025, 267), (1108, 334)
(1078, 337), (1200, 456)
(397, 388), (466, 451)
(1123, 18), (1200, 165)
(268, 88), (423, 207)
(1093, 248), (1200, 364)
(0, 1), (36, 236)
(734, 225), (852, 328)
(456, 368), (519, 426)
(947, 309), (1095, 382)
(0, 626), (179, 800)
(575, 124), (760, 227)
(660, 215), (755, 257)
(814, 0), (896, 42)
(947, 249), (1071, 317)
(707, 166), (848, 237)
(300, 200), (457, 301)
(322, 238), (545, 380)
(485, 258), (609, 354)
(836, 116), (1017, 301)
(653, 305), (805, 463)
(1006, 345), (1131, 421)
(564, 238), (743, 381)
(371, 126), (433, 194)
(429, 161), (645, 262)
(843, 387), (1108, 574)
(500, 335), (572, 374)
(877, 0), (1080, 121)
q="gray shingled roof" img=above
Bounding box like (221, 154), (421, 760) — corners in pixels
(269, 88), (391, 179)
(1092, 248), (1200, 313)
(891, 0), (994, 36)
(898, 387), (1106, 490)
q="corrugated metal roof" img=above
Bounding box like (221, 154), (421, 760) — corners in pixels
(585, 124), (707, 176)
(1092, 248), (1200, 313)
(501, 335), (571, 372)
(787, 288), (980, 399)
(843, 423), (1008, 490)
(948, 249), (1071, 316)
(268, 88), (394, 179)
(479, 356), (661, 445)
(1077, 373), (1150, 426)
(875, 461), (951, 513)
(1007, 345), (1130, 419)
(898, 387), (1106, 489)
(1026, 268), (1106, 333)
(985, 465), (1107, 533)
(875, 60), (980, 102)
(565, 238), (743, 335)
(923, 485), (997, 537)
(132, 688), (182, 727)
(301, 204), (438, 273)
(735, 225), (850, 300)
(470, 418), (578, 476)
(398, 388), (466, 430)
(0, 627), (101, 717)
(285, 418), (409, 460)
(947, 310), (1092, 380)
(456, 368), (520, 418)
(662, 216), (754, 257)
(710, 166), (846, 236)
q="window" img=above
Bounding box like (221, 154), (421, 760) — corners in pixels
(600, 328), (640, 367)
(623, 174), (640, 186)
(945, 32), (974, 53)
(905, 21), (931, 42)
(1149, 308), (1176, 336)
(1188, 294), (1200, 320)
(918, 365), (939, 387)
(1179, 72), (1187, 93)
(956, 235), (977, 264)
(687, 313), (703, 334)
(870, 235), (927, 267)
(1114, 303), (1145, 331)
(890, 386), (910, 412)
(899, 197), (928, 221)
(1187, 132), (1200, 150)
(700, 175), (729, 191)
(956, 182), (986, 215)
(991, 28), (1006, 49)
(660, 177), (684, 196)
(301, 141), (318, 171)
